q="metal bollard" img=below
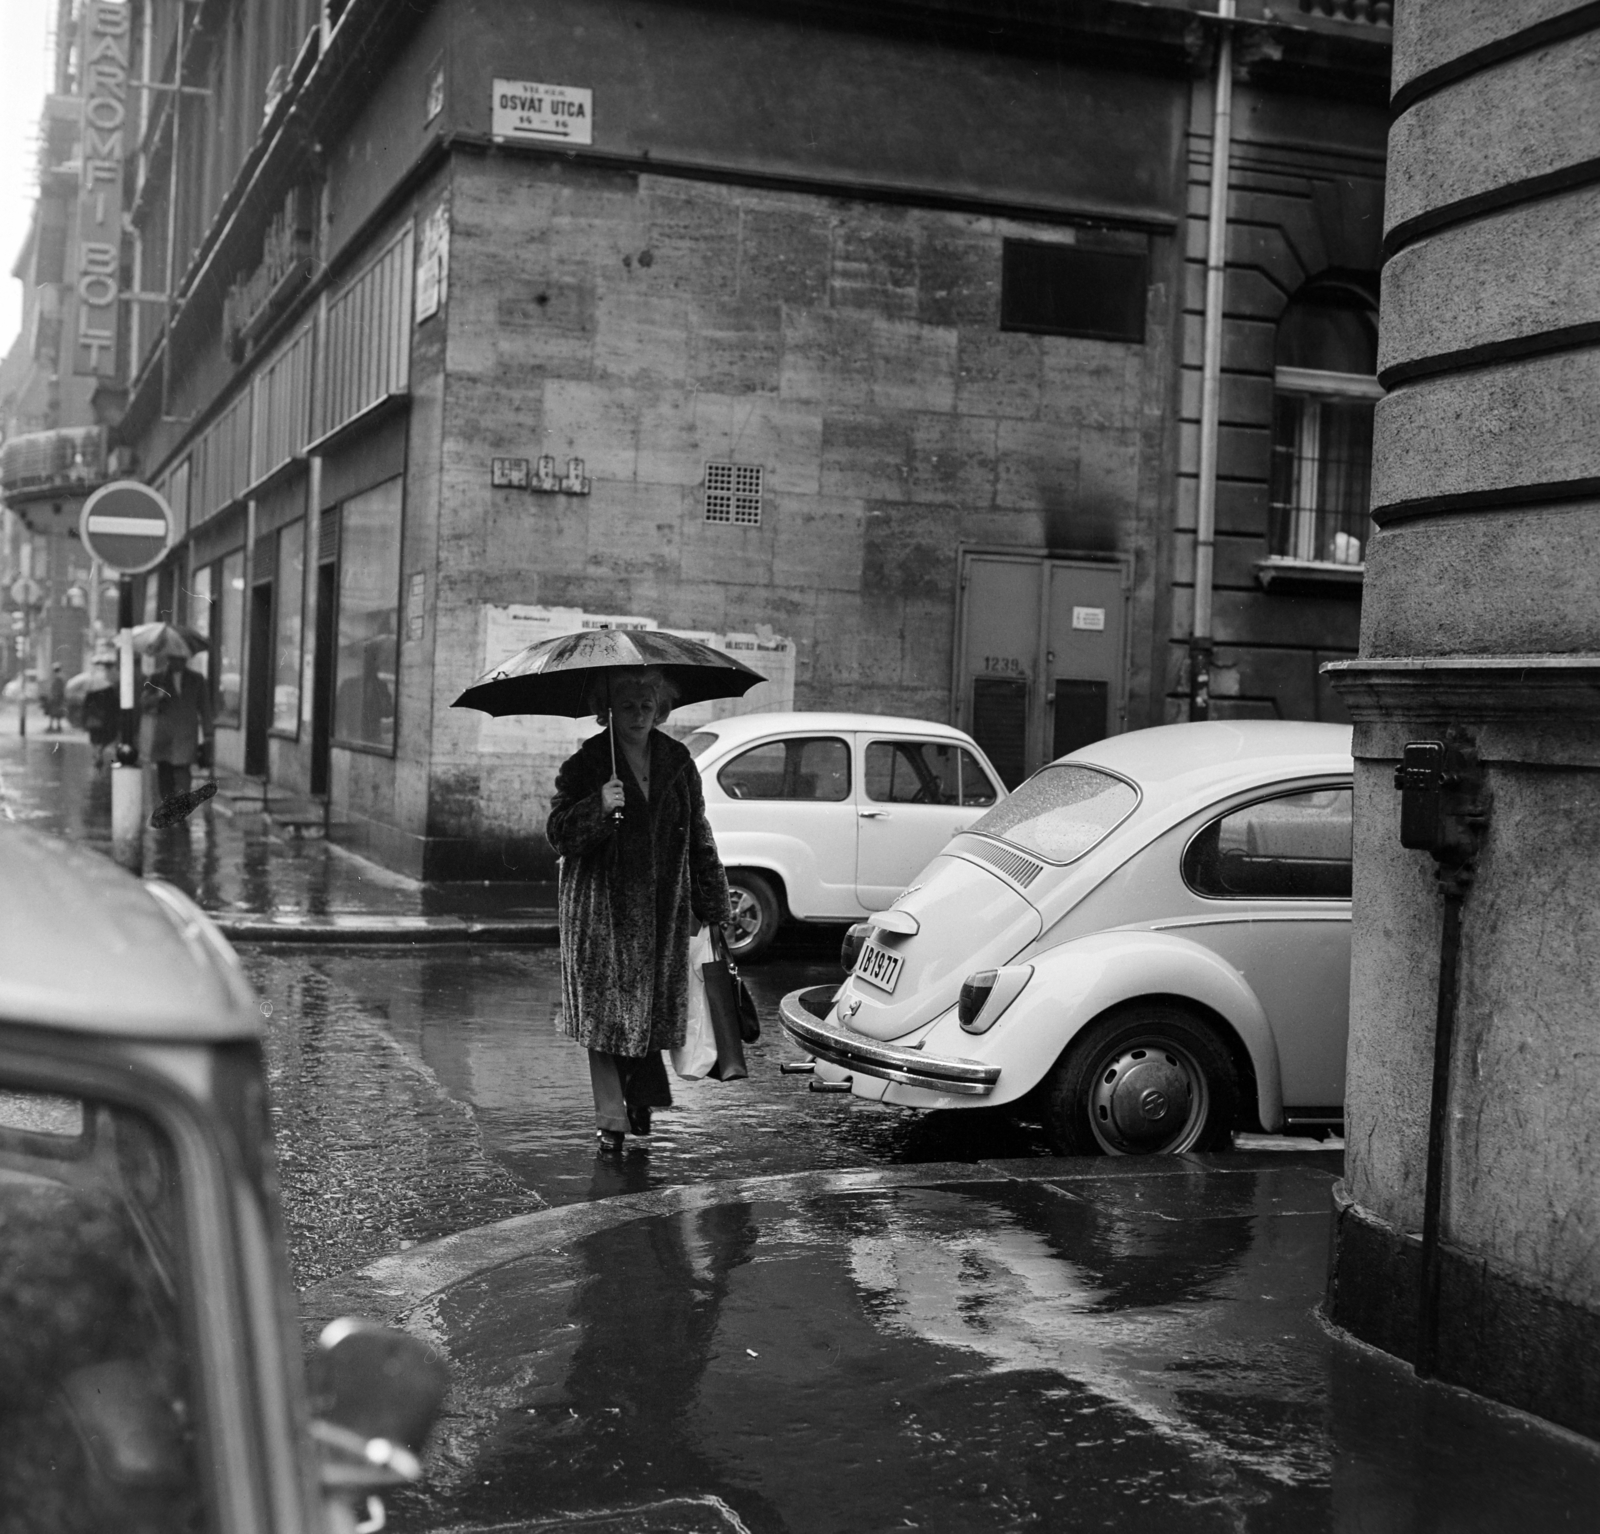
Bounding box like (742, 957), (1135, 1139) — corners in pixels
(110, 763), (143, 872)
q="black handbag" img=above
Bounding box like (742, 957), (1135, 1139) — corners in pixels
(701, 926), (760, 1081)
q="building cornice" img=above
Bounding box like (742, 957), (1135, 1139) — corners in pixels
(1324, 654), (1600, 766)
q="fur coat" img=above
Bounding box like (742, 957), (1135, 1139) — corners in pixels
(547, 728), (732, 1057)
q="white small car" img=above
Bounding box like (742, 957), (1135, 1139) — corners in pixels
(685, 712), (1007, 960)
(779, 720), (1354, 1154)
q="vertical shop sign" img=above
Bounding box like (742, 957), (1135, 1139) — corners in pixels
(74, 0), (129, 378)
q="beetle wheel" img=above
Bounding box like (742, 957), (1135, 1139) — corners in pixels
(1045, 1005), (1239, 1156)
(724, 871), (781, 962)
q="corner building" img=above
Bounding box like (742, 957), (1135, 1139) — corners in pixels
(115, 0), (1390, 878)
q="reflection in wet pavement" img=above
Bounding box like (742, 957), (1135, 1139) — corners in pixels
(383, 1165), (1600, 1534)
(242, 941), (1054, 1282)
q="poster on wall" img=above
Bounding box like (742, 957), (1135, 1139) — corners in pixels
(475, 605), (796, 766)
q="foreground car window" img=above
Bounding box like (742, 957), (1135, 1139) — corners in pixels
(718, 737), (851, 801)
(684, 731), (721, 760)
(968, 764), (1136, 862)
(0, 1086), (206, 1531)
(864, 741), (996, 806)
(1184, 786), (1353, 899)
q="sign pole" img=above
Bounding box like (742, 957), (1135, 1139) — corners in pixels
(17, 603), (28, 739)
(111, 575), (140, 872)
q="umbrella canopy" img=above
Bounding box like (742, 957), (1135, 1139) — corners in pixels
(452, 628), (765, 718)
(131, 621), (210, 661)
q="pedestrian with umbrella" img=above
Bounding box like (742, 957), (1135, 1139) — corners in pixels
(454, 629), (763, 1153)
(134, 622), (213, 812)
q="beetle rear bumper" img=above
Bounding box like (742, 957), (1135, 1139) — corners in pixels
(778, 987), (1000, 1097)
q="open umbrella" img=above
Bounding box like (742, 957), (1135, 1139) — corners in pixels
(131, 621), (210, 661)
(452, 628), (766, 803)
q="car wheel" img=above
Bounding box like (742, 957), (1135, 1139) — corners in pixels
(724, 871), (781, 963)
(1044, 1005), (1239, 1156)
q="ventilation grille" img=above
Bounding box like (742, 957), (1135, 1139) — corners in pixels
(960, 838), (1045, 889)
(705, 462), (763, 525)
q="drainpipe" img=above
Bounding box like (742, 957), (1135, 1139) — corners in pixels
(1191, 1), (1236, 721)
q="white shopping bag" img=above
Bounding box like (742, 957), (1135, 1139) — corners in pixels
(670, 926), (718, 1080)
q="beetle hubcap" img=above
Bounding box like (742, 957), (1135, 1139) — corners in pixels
(727, 888), (762, 947)
(1088, 1038), (1208, 1154)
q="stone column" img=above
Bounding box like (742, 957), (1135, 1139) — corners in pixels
(1324, 2), (1600, 1436)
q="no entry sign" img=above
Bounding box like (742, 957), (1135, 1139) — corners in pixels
(79, 481), (175, 575)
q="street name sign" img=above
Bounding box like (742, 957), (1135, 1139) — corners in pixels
(79, 480), (175, 574)
(491, 80), (593, 145)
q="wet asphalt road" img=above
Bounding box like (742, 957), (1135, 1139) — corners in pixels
(242, 931), (1062, 1287)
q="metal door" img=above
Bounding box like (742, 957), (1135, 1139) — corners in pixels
(956, 552), (1129, 787)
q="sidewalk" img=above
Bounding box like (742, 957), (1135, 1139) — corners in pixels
(0, 707), (556, 940)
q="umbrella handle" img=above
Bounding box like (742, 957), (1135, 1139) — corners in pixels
(606, 670), (623, 824)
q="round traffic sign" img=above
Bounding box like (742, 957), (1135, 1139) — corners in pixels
(79, 480), (175, 575)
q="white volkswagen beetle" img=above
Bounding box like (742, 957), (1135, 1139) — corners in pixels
(779, 720), (1354, 1154)
(685, 712), (1006, 959)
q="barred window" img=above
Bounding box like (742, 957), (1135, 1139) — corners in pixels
(1269, 283), (1380, 568)
(705, 463), (763, 525)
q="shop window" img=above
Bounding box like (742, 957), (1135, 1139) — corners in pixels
(1000, 240), (1147, 343)
(189, 565), (212, 682)
(215, 550), (245, 727)
(332, 479), (402, 752)
(272, 521), (304, 736)
(1269, 284), (1381, 567)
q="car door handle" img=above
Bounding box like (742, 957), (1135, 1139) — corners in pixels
(858, 809), (888, 819)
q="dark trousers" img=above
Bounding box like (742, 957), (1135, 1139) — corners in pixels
(154, 762), (192, 805)
(587, 1050), (672, 1134)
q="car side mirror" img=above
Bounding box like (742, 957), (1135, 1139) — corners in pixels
(308, 1318), (449, 1492)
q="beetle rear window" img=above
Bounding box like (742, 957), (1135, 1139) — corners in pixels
(967, 764), (1136, 863)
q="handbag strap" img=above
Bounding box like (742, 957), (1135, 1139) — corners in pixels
(708, 923), (738, 975)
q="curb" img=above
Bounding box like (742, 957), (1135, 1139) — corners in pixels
(298, 1150), (1344, 1333)
(211, 914), (559, 944)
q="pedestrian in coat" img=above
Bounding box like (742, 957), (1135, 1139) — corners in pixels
(82, 664), (119, 768)
(546, 666), (732, 1153)
(42, 666), (66, 733)
(139, 656), (213, 807)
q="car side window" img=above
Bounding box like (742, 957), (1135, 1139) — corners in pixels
(1184, 786), (1353, 899)
(718, 737), (851, 802)
(864, 741), (998, 806)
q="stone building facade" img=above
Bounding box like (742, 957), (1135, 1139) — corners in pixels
(102, 0), (1389, 878)
(1326, 0), (1600, 1439)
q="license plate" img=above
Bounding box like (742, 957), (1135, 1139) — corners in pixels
(854, 939), (903, 995)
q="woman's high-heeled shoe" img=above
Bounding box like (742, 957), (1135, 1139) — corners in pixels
(627, 1103), (652, 1137)
(596, 1129), (626, 1155)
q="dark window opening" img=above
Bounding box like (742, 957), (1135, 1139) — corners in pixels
(1001, 241), (1148, 343)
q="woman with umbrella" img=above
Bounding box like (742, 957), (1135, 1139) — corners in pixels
(134, 623), (213, 810)
(456, 631), (760, 1154)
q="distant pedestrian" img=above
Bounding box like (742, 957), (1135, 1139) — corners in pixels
(82, 664), (119, 768)
(42, 666), (65, 733)
(545, 666), (731, 1154)
(139, 655), (213, 809)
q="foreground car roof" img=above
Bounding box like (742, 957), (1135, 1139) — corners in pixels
(1067, 721), (1352, 809)
(685, 711), (980, 745)
(0, 824), (259, 1040)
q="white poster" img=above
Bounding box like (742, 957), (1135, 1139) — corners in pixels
(475, 605), (796, 764)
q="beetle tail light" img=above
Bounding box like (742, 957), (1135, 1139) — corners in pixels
(958, 970), (999, 1032)
(841, 922), (872, 975)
